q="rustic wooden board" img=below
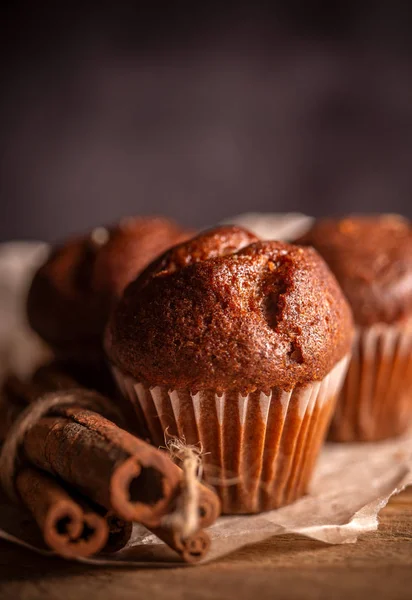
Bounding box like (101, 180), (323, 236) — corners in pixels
(0, 487), (411, 600)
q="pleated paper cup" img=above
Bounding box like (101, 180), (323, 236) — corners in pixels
(329, 325), (412, 442)
(112, 357), (349, 514)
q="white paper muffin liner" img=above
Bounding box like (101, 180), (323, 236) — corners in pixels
(329, 325), (412, 442)
(112, 357), (349, 514)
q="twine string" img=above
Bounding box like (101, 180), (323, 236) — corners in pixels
(161, 439), (202, 539)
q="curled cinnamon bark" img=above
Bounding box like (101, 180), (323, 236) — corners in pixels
(195, 484), (222, 529)
(16, 466), (109, 558)
(103, 512), (133, 553)
(3, 372), (180, 523)
(3, 369), (221, 562)
(150, 526), (211, 564)
(5, 372), (221, 528)
(20, 402), (182, 525)
(146, 480), (218, 563)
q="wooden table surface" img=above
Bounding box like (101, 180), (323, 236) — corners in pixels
(0, 487), (411, 600)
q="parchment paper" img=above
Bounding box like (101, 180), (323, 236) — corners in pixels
(0, 237), (411, 567)
(220, 212), (313, 241)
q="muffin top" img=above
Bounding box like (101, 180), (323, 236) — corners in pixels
(27, 216), (190, 355)
(296, 215), (412, 326)
(106, 226), (354, 393)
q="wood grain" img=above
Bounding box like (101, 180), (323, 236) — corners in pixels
(0, 488), (411, 600)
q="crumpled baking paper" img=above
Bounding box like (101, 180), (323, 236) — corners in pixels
(0, 237), (411, 567)
(0, 241), (51, 382)
(220, 212), (313, 241)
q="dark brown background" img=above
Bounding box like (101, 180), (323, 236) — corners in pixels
(2, 2), (412, 242)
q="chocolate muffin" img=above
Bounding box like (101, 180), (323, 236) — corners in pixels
(296, 214), (412, 441)
(106, 225), (353, 513)
(27, 216), (190, 369)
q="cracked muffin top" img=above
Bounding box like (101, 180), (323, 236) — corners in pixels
(106, 225), (354, 393)
(295, 214), (412, 327)
(27, 216), (190, 357)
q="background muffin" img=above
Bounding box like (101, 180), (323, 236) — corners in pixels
(106, 226), (353, 513)
(296, 214), (412, 441)
(26, 216), (190, 380)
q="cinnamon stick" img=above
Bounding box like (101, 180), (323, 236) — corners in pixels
(20, 402), (182, 525)
(5, 372), (221, 527)
(195, 484), (222, 529)
(32, 364), (80, 393)
(102, 512), (133, 553)
(3, 370), (221, 562)
(2, 372), (180, 523)
(32, 361), (141, 433)
(149, 526), (211, 564)
(146, 479), (218, 563)
(16, 466), (109, 558)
